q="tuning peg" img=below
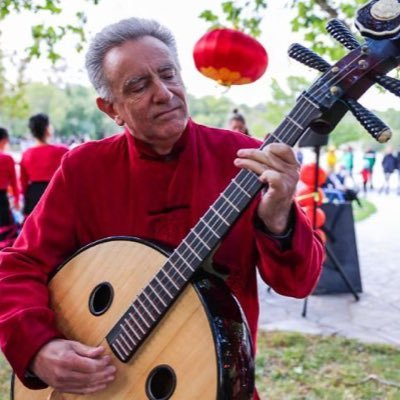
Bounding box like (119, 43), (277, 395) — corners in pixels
(345, 98), (392, 143)
(374, 74), (400, 98)
(326, 19), (361, 50)
(288, 43), (330, 72)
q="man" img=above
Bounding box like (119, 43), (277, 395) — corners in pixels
(0, 17), (323, 398)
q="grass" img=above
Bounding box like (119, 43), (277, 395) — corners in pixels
(0, 352), (11, 399)
(1, 331), (399, 399)
(256, 331), (400, 400)
(352, 198), (377, 222)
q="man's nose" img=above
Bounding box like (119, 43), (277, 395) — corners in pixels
(153, 79), (173, 103)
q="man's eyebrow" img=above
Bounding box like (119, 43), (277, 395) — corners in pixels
(157, 63), (175, 72)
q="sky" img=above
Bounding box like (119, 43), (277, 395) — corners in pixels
(0, 0), (395, 110)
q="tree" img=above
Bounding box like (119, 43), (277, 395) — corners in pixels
(199, 0), (362, 57)
(0, 0), (101, 62)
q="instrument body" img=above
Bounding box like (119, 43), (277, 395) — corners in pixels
(12, 237), (254, 399)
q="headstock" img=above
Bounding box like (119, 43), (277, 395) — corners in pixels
(288, 0), (400, 144)
(356, 0), (400, 38)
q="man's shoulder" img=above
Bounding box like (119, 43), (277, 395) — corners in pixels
(61, 133), (126, 171)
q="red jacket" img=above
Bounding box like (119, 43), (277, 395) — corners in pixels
(0, 151), (19, 205)
(0, 120), (323, 394)
(19, 144), (68, 193)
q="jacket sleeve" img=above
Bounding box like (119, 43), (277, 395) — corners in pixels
(8, 156), (20, 207)
(19, 155), (29, 195)
(255, 201), (324, 298)
(0, 154), (80, 388)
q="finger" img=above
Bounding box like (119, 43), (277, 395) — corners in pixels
(55, 365), (116, 387)
(69, 353), (113, 374)
(264, 143), (299, 164)
(56, 382), (108, 395)
(236, 147), (298, 174)
(71, 341), (105, 358)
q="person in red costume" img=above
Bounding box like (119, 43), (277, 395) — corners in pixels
(0, 127), (20, 248)
(0, 17), (324, 398)
(19, 113), (68, 217)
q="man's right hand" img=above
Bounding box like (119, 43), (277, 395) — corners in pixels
(31, 339), (116, 394)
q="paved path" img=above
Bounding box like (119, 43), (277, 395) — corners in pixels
(258, 191), (400, 347)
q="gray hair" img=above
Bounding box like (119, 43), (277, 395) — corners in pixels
(85, 17), (180, 100)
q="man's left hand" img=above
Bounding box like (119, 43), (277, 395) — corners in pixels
(234, 143), (300, 234)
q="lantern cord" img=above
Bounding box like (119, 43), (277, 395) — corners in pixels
(214, 83), (231, 96)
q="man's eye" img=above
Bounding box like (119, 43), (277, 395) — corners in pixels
(131, 85), (146, 93)
(161, 69), (176, 79)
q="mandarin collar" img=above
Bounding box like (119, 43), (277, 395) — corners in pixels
(125, 119), (191, 161)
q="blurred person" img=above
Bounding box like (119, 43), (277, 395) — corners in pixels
(0, 127), (20, 248)
(379, 146), (397, 195)
(362, 147), (377, 190)
(323, 166), (361, 206)
(227, 108), (250, 135)
(0, 17), (323, 398)
(341, 145), (354, 182)
(19, 113), (69, 218)
(396, 147), (400, 195)
(326, 145), (337, 173)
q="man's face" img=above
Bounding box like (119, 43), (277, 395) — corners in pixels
(100, 36), (189, 153)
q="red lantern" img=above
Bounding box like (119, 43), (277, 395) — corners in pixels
(299, 163), (327, 187)
(193, 28), (268, 86)
(303, 206), (326, 228)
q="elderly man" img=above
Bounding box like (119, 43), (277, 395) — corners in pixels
(0, 17), (323, 399)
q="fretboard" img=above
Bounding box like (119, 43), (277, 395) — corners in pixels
(106, 93), (322, 362)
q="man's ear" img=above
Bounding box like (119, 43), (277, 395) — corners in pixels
(96, 97), (125, 126)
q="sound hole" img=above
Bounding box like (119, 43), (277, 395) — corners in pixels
(88, 282), (114, 316)
(145, 365), (176, 400)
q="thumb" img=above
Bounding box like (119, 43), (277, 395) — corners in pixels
(70, 341), (104, 358)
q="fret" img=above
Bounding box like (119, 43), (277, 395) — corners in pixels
(174, 251), (197, 274)
(300, 93), (319, 108)
(132, 302), (151, 328)
(209, 205), (229, 226)
(154, 275), (174, 299)
(267, 132), (284, 143)
(121, 324), (137, 346)
(166, 260), (187, 280)
(231, 179), (252, 198)
(120, 332), (132, 350)
(129, 311), (147, 333)
(125, 318), (142, 341)
(285, 115), (303, 130)
(136, 295), (157, 322)
(115, 337), (129, 357)
(149, 282), (168, 307)
(142, 288), (161, 314)
(198, 218), (221, 238)
(190, 228), (211, 250)
(111, 341), (126, 360)
(159, 268), (180, 291)
(178, 240), (202, 261)
(220, 193), (240, 212)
